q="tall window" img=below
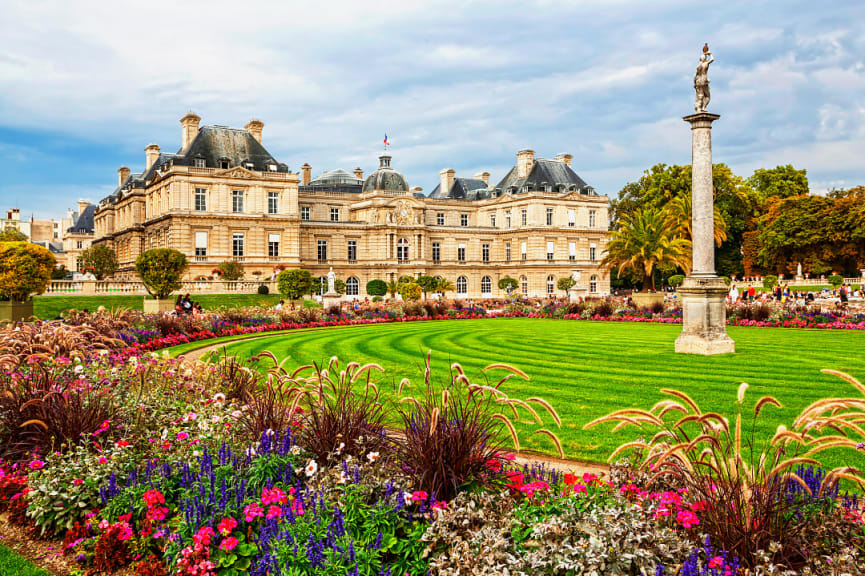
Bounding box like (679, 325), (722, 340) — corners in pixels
(589, 210), (596, 227)
(432, 242), (440, 262)
(437, 213), (445, 226)
(590, 275), (598, 293)
(268, 233), (279, 258)
(347, 240), (357, 262)
(505, 211), (511, 228)
(568, 209), (575, 227)
(346, 277), (359, 296)
(590, 243), (597, 261)
(520, 275), (528, 295)
(546, 241), (554, 261)
(397, 238), (409, 262)
(521, 209), (527, 226)
(457, 243), (466, 262)
(569, 241), (576, 261)
(457, 276), (467, 295)
(301, 206), (310, 221)
(546, 208), (553, 226)
(547, 275), (555, 295)
(194, 231), (207, 258)
(317, 240), (327, 262)
(489, 213), (496, 227)
(482, 243), (490, 262)
(460, 214), (468, 227)
(76, 240), (84, 249)
(194, 188), (207, 211)
(481, 276), (492, 295)
(268, 192), (278, 215)
(232, 233), (244, 258)
(232, 190), (244, 213)
(330, 207), (340, 222)
(520, 241), (527, 261)
(505, 243), (511, 261)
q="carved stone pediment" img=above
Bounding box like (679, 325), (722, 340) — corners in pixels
(387, 198), (424, 225)
(218, 166), (256, 179)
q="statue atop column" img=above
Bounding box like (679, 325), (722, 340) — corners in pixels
(694, 43), (714, 112)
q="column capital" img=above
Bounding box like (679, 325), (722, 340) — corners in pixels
(683, 112), (721, 129)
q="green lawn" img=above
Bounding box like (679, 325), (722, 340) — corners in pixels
(0, 544), (51, 576)
(191, 319), (865, 470)
(33, 294), (319, 319)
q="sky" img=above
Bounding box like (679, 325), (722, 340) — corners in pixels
(0, 0), (863, 220)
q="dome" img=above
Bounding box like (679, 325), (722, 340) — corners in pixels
(362, 155), (409, 193)
(308, 168), (363, 187)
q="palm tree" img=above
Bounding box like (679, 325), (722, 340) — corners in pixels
(385, 280), (400, 298)
(665, 193), (727, 249)
(601, 206), (691, 290)
(434, 277), (455, 298)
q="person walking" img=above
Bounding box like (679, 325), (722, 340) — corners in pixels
(729, 284), (739, 304)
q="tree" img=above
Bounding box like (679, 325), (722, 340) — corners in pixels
(78, 245), (118, 280)
(135, 248), (188, 299)
(668, 274), (684, 288)
(366, 279), (387, 297)
(601, 206), (690, 291)
(216, 260), (244, 281)
(415, 275), (438, 299)
(385, 280), (400, 298)
(334, 279), (346, 295)
(556, 276), (576, 296)
(0, 227), (27, 242)
(498, 277), (518, 294)
(399, 282), (422, 301)
(0, 242), (55, 301)
(51, 265), (68, 280)
(828, 274), (844, 288)
(434, 278), (455, 297)
(748, 165), (809, 202)
(277, 269), (314, 300)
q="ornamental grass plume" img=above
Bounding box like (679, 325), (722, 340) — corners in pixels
(395, 351), (562, 501)
(585, 382), (833, 570)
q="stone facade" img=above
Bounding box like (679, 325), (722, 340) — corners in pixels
(93, 115), (610, 299)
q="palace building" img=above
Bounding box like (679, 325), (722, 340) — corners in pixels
(92, 114), (610, 298)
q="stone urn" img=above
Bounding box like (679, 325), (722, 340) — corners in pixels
(0, 300), (34, 324)
(143, 298), (177, 314)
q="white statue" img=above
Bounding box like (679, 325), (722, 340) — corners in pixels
(797, 262), (803, 277)
(694, 44), (714, 112)
(327, 267), (336, 294)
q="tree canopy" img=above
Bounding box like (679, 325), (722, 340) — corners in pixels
(0, 242), (55, 301)
(135, 249), (188, 300)
(78, 245), (118, 280)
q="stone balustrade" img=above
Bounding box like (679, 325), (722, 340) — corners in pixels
(43, 279), (280, 296)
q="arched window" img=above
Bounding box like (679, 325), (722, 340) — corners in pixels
(590, 275), (598, 293)
(520, 275), (528, 295)
(318, 276), (327, 295)
(547, 275), (555, 295)
(481, 276), (492, 295)
(397, 238), (409, 262)
(457, 276), (468, 295)
(346, 277), (359, 296)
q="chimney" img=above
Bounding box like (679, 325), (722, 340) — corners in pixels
(516, 149), (535, 178)
(554, 153), (573, 168)
(475, 171), (490, 186)
(145, 144), (160, 171)
(77, 200), (89, 216)
(440, 168), (455, 196)
(301, 163), (312, 186)
(245, 119), (264, 144)
(180, 112), (201, 150)
(353, 167), (364, 180)
(118, 166), (130, 187)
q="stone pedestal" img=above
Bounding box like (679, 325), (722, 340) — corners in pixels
(143, 298), (177, 314)
(675, 111), (734, 355)
(0, 300), (34, 324)
(632, 292), (664, 310)
(675, 277), (734, 354)
(322, 291), (342, 309)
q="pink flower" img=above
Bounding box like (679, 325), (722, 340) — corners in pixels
(244, 502), (264, 522)
(708, 556), (723, 569)
(116, 440), (130, 448)
(72, 478), (84, 486)
(176, 432), (189, 441)
(432, 500), (447, 511)
(266, 505), (283, 519)
(260, 486), (288, 505)
(97, 456), (108, 465)
(217, 517), (237, 536)
(573, 483), (587, 495)
(411, 491), (428, 502)
(219, 536), (238, 552)
(29, 460), (45, 470)
(676, 509), (700, 528)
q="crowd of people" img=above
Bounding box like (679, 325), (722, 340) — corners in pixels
(173, 293), (202, 315)
(727, 283), (861, 306)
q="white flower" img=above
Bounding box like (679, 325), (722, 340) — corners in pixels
(305, 460), (318, 477)
(367, 452), (379, 463)
(266, 428), (275, 436)
(345, 455), (352, 463)
(211, 415), (221, 424)
(99, 349), (109, 357)
(231, 410), (242, 419)
(198, 421), (209, 432)
(161, 429), (168, 440)
(289, 445), (302, 455)
(338, 471), (348, 484)
(335, 442), (345, 455)
(246, 446), (257, 457)
(184, 369), (193, 377)
(403, 493), (413, 506)
(213, 393), (226, 404)
(73, 365), (84, 374)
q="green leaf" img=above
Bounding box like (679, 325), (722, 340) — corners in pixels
(234, 558), (251, 571)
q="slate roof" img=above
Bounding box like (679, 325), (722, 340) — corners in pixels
(362, 155), (409, 193)
(494, 158), (593, 195)
(301, 168), (364, 194)
(67, 204), (95, 233)
(428, 178), (493, 200)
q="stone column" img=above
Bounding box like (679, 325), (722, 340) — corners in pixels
(675, 112), (735, 355)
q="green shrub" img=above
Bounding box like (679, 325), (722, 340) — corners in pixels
(763, 275), (778, 290)
(372, 295), (382, 302)
(498, 277), (518, 294)
(217, 260), (244, 281)
(135, 249), (188, 300)
(277, 269), (314, 300)
(77, 245), (118, 280)
(828, 274), (843, 288)
(723, 276), (732, 286)
(416, 275), (438, 296)
(0, 241), (55, 301)
(556, 277), (576, 295)
(366, 279), (387, 297)
(257, 284), (269, 295)
(399, 282), (422, 302)
(0, 227), (28, 242)
(667, 274), (684, 287)
(334, 278), (346, 295)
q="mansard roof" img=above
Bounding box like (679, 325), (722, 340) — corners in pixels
(176, 126), (288, 173)
(66, 204), (96, 233)
(495, 158), (592, 194)
(301, 168), (364, 194)
(428, 178), (493, 200)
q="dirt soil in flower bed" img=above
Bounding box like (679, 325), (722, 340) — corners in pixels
(0, 513), (132, 576)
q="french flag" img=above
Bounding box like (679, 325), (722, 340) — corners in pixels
(383, 134), (390, 146)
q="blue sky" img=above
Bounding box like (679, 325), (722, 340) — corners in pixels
(1, 0), (863, 219)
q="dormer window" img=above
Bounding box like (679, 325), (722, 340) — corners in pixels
(194, 158), (206, 168)
(268, 164), (277, 172)
(244, 161), (255, 170)
(220, 160), (230, 170)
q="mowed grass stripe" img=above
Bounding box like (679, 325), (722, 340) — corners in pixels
(211, 319), (865, 467)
